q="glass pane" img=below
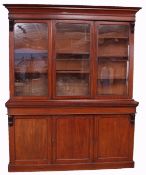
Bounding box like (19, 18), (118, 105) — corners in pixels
(55, 23), (90, 96)
(97, 25), (129, 95)
(14, 23), (48, 96)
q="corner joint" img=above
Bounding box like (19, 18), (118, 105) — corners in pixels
(130, 22), (135, 33)
(8, 116), (14, 127)
(130, 113), (135, 124)
(9, 19), (15, 32)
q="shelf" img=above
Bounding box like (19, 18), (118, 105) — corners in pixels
(15, 69), (48, 74)
(56, 71), (89, 74)
(15, 57), (48, 73)
(98, 38), (128, 58)
(97, 78), (126, 81)
(15, 48), (48, 54)
(56, 55), (89, 60)
(56, 51), (90, 55)
(56, 74), (89, 96)
(97, 78), (127, 95)
(15, 75), (48, 96)
(98, 55), (128, 58)
(98, 56), (128, 61)
(15, 72), (47, 75)
(56, 53), (89, 55)
(56, 58), (89, 61)
(99, 36), (128, 39)
(56, 58), (89, 72)
(99, 30), (129, 39)
(15, 72), (48, 82)
(98, 38), (128, 44)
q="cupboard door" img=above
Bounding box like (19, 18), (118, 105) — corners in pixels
(14, 23), (49, 96)
(11, 117), (51, 164)
(53, 116), (93, 163)
(54, 21), (91, 97)
(96, 23), (129, 96)
(94, 115), (134, 162)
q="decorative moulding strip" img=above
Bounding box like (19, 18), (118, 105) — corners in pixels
(4, 4), (141, 21)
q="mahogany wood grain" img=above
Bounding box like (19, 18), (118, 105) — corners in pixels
(4, 4), (140, 22)
(95, 115), (131, 162)
(13, 117), (51, 164)
(128, 24), (134, 98)
(7, 107), (136, 116)
(6, 99), (139, 107)
(9, 30), (14, 98)
(48, 20), (52, 99)
(9, 161), (134, 172)
(8, 116), (15, 164)
(53, 116), (93, 163)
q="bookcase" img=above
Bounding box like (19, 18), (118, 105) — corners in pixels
(4, 4), (140, 172)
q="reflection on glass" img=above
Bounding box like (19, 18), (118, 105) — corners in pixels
(56, 74), (89, 96)
(97, 25), (129, 95)
(14, 23), (48, 96)
(55, 23), (90, 96)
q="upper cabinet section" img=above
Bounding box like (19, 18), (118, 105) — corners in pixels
(4, 4), (141, 99)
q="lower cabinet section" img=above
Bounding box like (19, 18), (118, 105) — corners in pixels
(8, 114), (135, 171)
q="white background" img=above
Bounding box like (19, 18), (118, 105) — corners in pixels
(0, 0), (145, 175)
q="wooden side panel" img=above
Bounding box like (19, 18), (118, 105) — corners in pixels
(14, 117), (51, 164)
(95, 115), (132, 162)
(53, 116), (93, 163)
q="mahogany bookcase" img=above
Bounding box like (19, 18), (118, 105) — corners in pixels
(4, 4), (140, 172)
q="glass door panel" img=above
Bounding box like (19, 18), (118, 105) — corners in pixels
(14, 23), (48, 96)
(97, 24), (129, 95)
(55, 23), (90, 96)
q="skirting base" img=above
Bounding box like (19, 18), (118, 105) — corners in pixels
(9, 161), (134, 172)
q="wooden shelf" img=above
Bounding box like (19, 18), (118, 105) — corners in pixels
(98, 55), (128, 58)
(99, 30), (129, 39)
(56, 71), (89, 74)
(15, 70), (48, 74)
(56, 52), (89, 56)
(97, 82), (127, 95)
(56, 58), (89, 61)
(97, 78), (126, 81)
(15, 77), (48, 96)
(98, 56), (128, 60)
(56, 51), (90, 55)
(56, 58), (89, 72)
(99, 36), (128, 39)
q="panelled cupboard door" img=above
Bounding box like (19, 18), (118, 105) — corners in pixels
(94, 115), (134, 162)
(53, 116), (93, 163)
(10, 117), (51, 165)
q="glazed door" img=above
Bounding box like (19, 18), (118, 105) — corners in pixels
(13, 22), (49, 97)
(9, 117), (52, 165)
(96, 23), (130, 97)
(53, 21), (93, 98)
(53, 116), (93, 163)
(94, 115), (134, 162)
